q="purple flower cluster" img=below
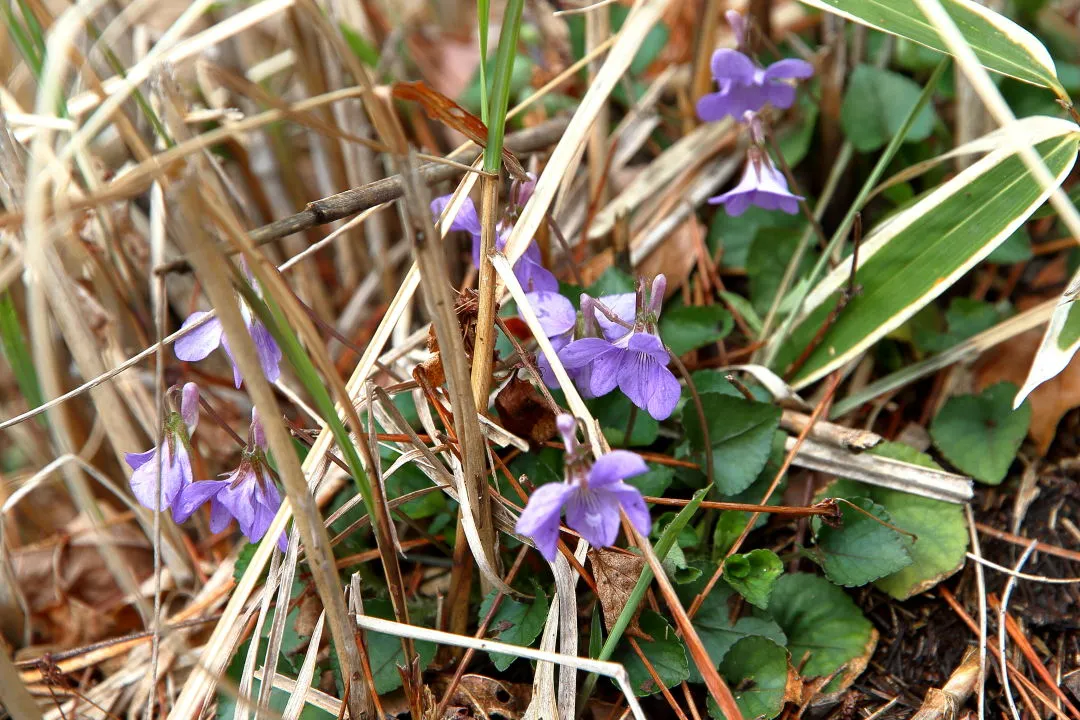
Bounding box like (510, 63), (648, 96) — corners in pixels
(526, 274), (681, 421)
(516, 414), (651, 560)
(126, 382), (286, 550)
(174, 262), (282, 388)
(696, 11), (813, 217)
(173, 409), (286, 551)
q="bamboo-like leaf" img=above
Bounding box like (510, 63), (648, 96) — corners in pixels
(774, 116), (1079, 388)
(1015, 268), (1080, 407)
(798, 0), (1063, 94)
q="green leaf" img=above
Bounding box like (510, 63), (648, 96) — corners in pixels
(685, 584), (787, 684)
(587, 266), (636, 297)
(480, 585), (549, 671)
(684, 393), (783, 495)
(767, 573), (874, 678)
(338, 23), (379, 67)
(0, 292), (44, 416)
(626, 463), (675, 497)
(1017, 269), (1080, 404)
(709, 205), (806, 269)
(747, 230), (818, 316)
(985, 228), (1033, 264)
(591, 392), (659, 447)
(775, 118), (1080, 388)
(613, 610), (689, 696)
(711, 636), (792, 720)
(810, 497), (914, 587)
(660, 304), (734, 356)
(366, 599), (437, 694)
(566, 5), (668, 76)
(797, 0), (1064, 92)
(724, 549), (784, 608)
(824, 442), (969, 599)
(911, 297), (1007, 354)
(776, 90), (819, 167)
(931, 382), (1030, 484)
(841, 65), (937, 152)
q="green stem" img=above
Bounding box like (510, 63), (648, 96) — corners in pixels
(477, 0), (490, 125)
(764, 58), (949, 369)
(483, 0), (525, 173)
(577, 487), (710, 713)
(0, 292), (45, 418)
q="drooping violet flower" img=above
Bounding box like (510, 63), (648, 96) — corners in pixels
(521, 290), (577, 387)
(695, 16), (814, 125)
(126, 383), (200, 513)
(709, 147), (803, 216)
(174, 263), (283, 389)
(430, 180), (557, 294)
(173, 409), (287, 550)
(515, 414), (651, 561)
(559, 275), (682, 420)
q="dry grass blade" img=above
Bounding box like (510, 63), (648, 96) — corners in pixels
(630, 522), (744, 720)
(501, 0), (674, 267)
(0, 647), (41, 720)
(352, 615), (649, 720)
(281, 611), (326, 720)
(167, 181), (370, 720)
(786, 436), (973, 503)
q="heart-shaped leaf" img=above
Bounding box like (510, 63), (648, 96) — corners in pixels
(767, 573), (874, 679)
(613, 610), (689, 696)
(823, 442), (969, 599)
(810, 497), (914, 587)
(710, 636), (794, 720)
(930, 382), (1031, 484)
(684, 393), (783, 495)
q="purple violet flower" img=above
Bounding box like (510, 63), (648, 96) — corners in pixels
(559, 275), (682, 421)
(696, 36), (814, 123)
(174, 264), (283, 389)
(126, 382), (200, 513)
(515, 414), (651, 561)
(430, 181), (557, 294)
(522, 290), (578, 387)
(173, 409), (287, 551)
(709, 147), (803, 216)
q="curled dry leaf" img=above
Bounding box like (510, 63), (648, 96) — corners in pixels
(589, 548), (650, 640)
(495, 375), (557, 449)
(391, 81), (529, 181)
(974, 327), (1080, 455)
(428, 673), (531, 719)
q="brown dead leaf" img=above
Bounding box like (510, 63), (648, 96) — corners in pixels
(973, 327), (1080, 455)
(589, 548), (650, 639)
(495, 375), (557, 449)
(391, 81), (528, 181)
(576, 217), (702, 295)
(12, 514), (153, 646)
(428, 673), (531, 719)
(638, 217), (703, 294)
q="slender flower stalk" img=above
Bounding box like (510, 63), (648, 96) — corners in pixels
(515, 414), (651, 560)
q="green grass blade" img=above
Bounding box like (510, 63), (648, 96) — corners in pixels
(0, 292), (45, 416)
(578, 487), (710, 707)
(482, 0), (525, 173)
(477, 0), (490, 125)
(763, 58), (948, 368)
(235, 282), (375, 507)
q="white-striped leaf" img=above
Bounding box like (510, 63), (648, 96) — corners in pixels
(1015, 266), (1080, 407)
(798, 0), (1063, 94)
(773, 116), (1080, 389)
